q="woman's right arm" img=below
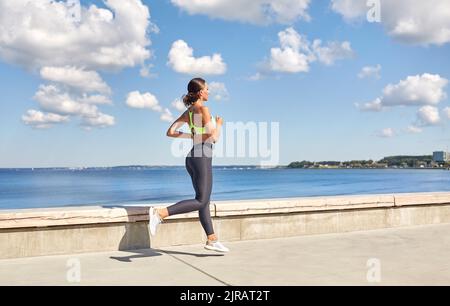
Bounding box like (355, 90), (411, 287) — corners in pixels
(166, 111), (192, 139)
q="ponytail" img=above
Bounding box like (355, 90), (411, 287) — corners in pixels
(182, 92), (199, 107)
(182, 78), (206, 108)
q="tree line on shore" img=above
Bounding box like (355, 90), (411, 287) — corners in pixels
(287, 155), (450, 169)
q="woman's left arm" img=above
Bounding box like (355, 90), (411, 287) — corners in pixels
(166, 111), (192, 139)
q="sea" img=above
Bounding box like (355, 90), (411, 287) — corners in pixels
(1, 166), (450, 210)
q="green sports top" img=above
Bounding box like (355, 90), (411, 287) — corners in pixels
(188, 110), (215, 135)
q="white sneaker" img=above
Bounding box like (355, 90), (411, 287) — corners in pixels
(204, 240), (229, 253)
(148, 207), (161, 236)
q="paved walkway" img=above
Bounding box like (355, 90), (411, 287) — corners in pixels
(1, 223), (450, 285)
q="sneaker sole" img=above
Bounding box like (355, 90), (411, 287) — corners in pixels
(204, 245), (229, 253)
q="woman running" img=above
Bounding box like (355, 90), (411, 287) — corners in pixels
(148, 77), (229, 252)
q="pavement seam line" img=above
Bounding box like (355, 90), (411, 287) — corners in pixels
(161, 251), (232, 286)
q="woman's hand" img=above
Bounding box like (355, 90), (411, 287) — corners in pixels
(215, 116), (223, 126)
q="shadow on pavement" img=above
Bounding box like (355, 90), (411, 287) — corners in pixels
(109, 248), (161, 262)
(156, 249), (224, 258)
(109, 248), (224, 262)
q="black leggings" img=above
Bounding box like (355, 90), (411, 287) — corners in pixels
(167, 142), (214, 236)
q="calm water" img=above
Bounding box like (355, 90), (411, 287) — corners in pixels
(1, 167), (450, 210)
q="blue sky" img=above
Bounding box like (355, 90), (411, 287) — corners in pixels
(1, 0), (450, 167)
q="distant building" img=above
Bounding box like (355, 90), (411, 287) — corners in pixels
(433, 151), (450, 162)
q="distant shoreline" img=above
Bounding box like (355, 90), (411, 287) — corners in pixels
(284, 167), (450, 170)
(0, 166), (449, 171)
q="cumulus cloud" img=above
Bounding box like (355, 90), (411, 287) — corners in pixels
(0, 0), (156, 70)
(26, 68), (115, 129)
(40, 66), (111, 94)
(160, 108), (174, 122)
(331, 0), (367, 21)
(357, 74), (449, 134)
(139, 63), (157, 78)
(35, 85), (98, 117)
(26, 79), (113, 128)
(331, 0), (450, 46)
(358, 64), (381, 79)
(21, 109), (70, 129)
(29, 84), (114, 128)
(267, 27), (353, 74)
(171, 98), (186, 112)
(416, 106), (441, 126)
(355, 98), (383, 112)
(0, 0), (157, 130)
(82, 113), (115, 129)
(126, 91), (162, 112)
(270, 28), (314, 73)
(126, 91), (175, 123)
(376, 128), (395, 138)
(382, 74), (448, 106)
(79, 94), (112, 105)
(209, 82), (229, 101)
(356, 74), (448, 111)
(167, 40), (226, 75)
(312, 40), (354, 65)
(171, 0), (311, 25)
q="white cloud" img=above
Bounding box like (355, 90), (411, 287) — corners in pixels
(26, 75), (114, 129)
(331, 0), (450, 46)
(34, 85), (99, 117)
(268, 27), (353, 74)
(270, 47), (311, 73)
(444, 107), (450, 119)
(269, 28), (314, 73)
(357, 74), (448, 132)
(22, 109), (69, 129)
(376, 128), (395, 138)
(405, 125), (423, 134)
(139, 63), (157, 78)
(331, 0), (367, 21)
(167, 40), (226, 75)
(209, 82), (229, 101)
(0, 0), (156, 70)
(312, 40), (354, 65)
(40, 66), (111, 94)
(416, 105), (441, 126)
(358, 64), (381, 79)
(382, 74), (448, 107)
(171, 0), (311, 25)
(355, 98), (383, 112)
(126, 91), (162, 112)
(278, 26), (306, 50)
(171, 98), (186, 112)
(81, 112), (115, 128)
(32, 84), (115, 128)
(79, 94), (112, 105)
(0, 0), (156, 130)
(160, 108), (174, 122)
(357, 74), (448, 112)
(126, 91), (174, 123)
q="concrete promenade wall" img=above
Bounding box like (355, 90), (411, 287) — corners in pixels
(1, 192), (450, 259)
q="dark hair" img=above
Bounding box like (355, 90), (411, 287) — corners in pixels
(182, 78), (206, 107)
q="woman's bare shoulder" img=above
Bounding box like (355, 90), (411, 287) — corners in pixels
(199, 106), (210, 114)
